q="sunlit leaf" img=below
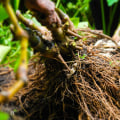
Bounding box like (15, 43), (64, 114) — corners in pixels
(14, 0), (20, 11)
(0, 45), (11, 63)
(70, 17), (79, 28)
(0, 112), (9, 120)
(67, 2), (76, 9)
(106, 0), (119, 6)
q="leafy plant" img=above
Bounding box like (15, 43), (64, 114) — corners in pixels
(0, 25), (13, 45)
(0, 12), (35, 70)
(54, 0), (91, 21)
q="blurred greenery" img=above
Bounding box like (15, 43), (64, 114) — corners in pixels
(0, 22), (32, 71)
(0, 4), (9, 21)
(54, 0), (91, 21)
(0, 24), (20, 69)
(0, 45), (11, 63)
(53, 0), (120, 36)
(0, 111), (9, 120)
(107, 0), (119, 6)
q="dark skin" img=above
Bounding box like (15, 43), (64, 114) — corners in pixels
(24, 0), (61, 26)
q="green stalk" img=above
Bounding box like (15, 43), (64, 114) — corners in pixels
(73, 0), (82, 17)
(107, 3), (118, 35)
(100, 0), (106, 34)
(56, 0), (61, 8)
(73, 4), (86, 17)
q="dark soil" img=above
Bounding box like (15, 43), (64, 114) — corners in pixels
(1, 37), (120, 120)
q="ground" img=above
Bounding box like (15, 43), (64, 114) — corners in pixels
(1, 28), (120, 120)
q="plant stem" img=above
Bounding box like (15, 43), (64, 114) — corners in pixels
(56, 0), (61, 8)
(100, 0), (106, 34)
(107, 3), (118, 35)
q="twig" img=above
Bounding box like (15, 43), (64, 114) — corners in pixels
(77, 28), (118, 47)
(16, 10), (52, 40)
(67, 29), (82, 39)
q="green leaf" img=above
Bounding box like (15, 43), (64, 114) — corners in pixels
(14, 55), (20, 72)
(70, 17), (79, 28)
(0, 4), (8, 21)
(0, 45), (11, 63)
(14, 0), (20, 11)
(106, 0), (119, 6)
(59, 4), (66, 13)
(79, 54), (87, 59)
(10, 0), (20, 11)
(0, 112), (9, 120)
(23, 12), (41, 27)
(0, 26), (13, 45)
(67, 2), (76, 9)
